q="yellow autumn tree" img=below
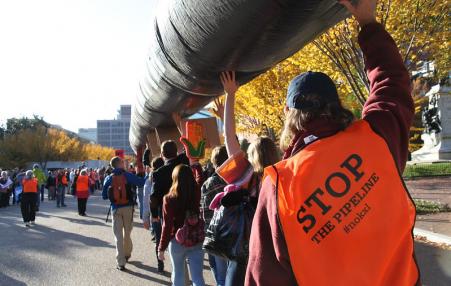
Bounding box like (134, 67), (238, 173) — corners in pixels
(47, 128), (85, 161)
(0, 118), (117, 168)
(235, 0), (449, 145)
(83, 144), (115, 161)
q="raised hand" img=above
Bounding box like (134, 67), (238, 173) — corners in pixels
(339, 0), (377, 26)
(209, 97), (225, 122)
(220, 71), (239, 95)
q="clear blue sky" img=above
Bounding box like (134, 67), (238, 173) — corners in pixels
(0, 0), (155, 132)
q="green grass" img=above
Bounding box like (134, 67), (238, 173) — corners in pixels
(414, 199), (451, 215)
(403, 162), (451, 178)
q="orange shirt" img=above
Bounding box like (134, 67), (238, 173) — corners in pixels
(22, 178), (38, 193)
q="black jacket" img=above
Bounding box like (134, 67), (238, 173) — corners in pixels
(150, 153), (189, 216)
(46, 176), (56, 187)
(201, 173), (226, 224)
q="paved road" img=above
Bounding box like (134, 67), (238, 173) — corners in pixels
(0, 193), (215, 286)
(0, 194), (450, 286)
(407, 177), (451, 237)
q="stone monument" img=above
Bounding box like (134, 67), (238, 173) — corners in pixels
(412, 80), (451, 161)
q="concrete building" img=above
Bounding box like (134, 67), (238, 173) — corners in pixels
(78, 128), (97, 143)
(97, 105), (133, 154)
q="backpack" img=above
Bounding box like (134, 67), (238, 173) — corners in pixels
(108, 174), (131, 205)
(175, 210), (205, 247)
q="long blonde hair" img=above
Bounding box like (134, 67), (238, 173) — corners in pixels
(247, 137), (281, 174)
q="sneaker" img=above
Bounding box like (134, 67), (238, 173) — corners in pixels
(25, 222), (31, 227)
(30, 221), (35, 225)
(62, 204), (67, 207)
(116, 265), (126, 271)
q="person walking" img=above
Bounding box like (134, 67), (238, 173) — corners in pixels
(0, 171), (13, 208)
(150, 141), (204, 251)
(76, 169), (90, 216)
(65, 170), (70, 195)
(201, 146), (228, 286)
(32, 164), (46, 205)
(102, 156), (147, 271)
(56, 170), (67, 208)
(143, 156), (165, 272)
(21, 170), (39, 227)
(89, 168), (97, 194)
(245, 1), (419, 285)
(69, 169), (76, 195)
(210, 71), (280, 286)
(158, 164), (205, 286)
(13, 170), (25, 205)
(46, 171), (56, 200)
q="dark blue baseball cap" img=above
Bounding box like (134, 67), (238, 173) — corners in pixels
(286, 71), (340, 109)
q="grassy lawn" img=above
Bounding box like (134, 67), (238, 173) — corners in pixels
(403, 162), (451, 178)
(414, 199), (451, 215)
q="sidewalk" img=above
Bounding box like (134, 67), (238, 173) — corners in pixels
(406, 176), (451, 240)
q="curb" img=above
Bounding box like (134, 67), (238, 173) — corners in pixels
(414, 228), (451, 245)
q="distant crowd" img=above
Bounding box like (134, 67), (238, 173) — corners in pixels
(0, 166), (108, 208)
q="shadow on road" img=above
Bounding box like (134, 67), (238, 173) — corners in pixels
(33, 223), (115, 248)
(415, 242), (451, 286)
(39, 213), (108, 227)
(0, 215), (114, 251)
(126, 261), (171, 285)
(0, 272), (27, 286)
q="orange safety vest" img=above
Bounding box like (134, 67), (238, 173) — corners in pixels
(76, 175), (89, 192)
(61, 175), (68, 185)
(22, 178), (38, 193)
(265, 120), (419, 286)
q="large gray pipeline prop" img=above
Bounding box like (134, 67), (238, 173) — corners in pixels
(130, 0), (349, 152)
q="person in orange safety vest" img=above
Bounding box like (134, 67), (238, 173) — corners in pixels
(21, 170), (39, 227)
(245, 1), (419, 285)
(76, 169), (90, 216)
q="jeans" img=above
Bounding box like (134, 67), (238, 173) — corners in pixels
(36, 184), (44, 208)
(48, 186), (56, 200)
(152, 220), (163, 269)
(225, 259), (246, 286)
(137, 187), (144, 219)
(40, 184), (45, 202)
(208, 254), (227, 286)
(168, 239), (205, 286)
(12, 188), (17, 205)
(56, 186), (65, 207)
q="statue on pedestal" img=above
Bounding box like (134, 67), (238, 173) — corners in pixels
(412, 77), (451, 161)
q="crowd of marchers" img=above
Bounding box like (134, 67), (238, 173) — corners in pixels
(0, 165), (111, 224)
(0, 1), (422, 286)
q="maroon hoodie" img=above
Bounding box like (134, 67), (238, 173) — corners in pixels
(245, 23), (414, 285)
